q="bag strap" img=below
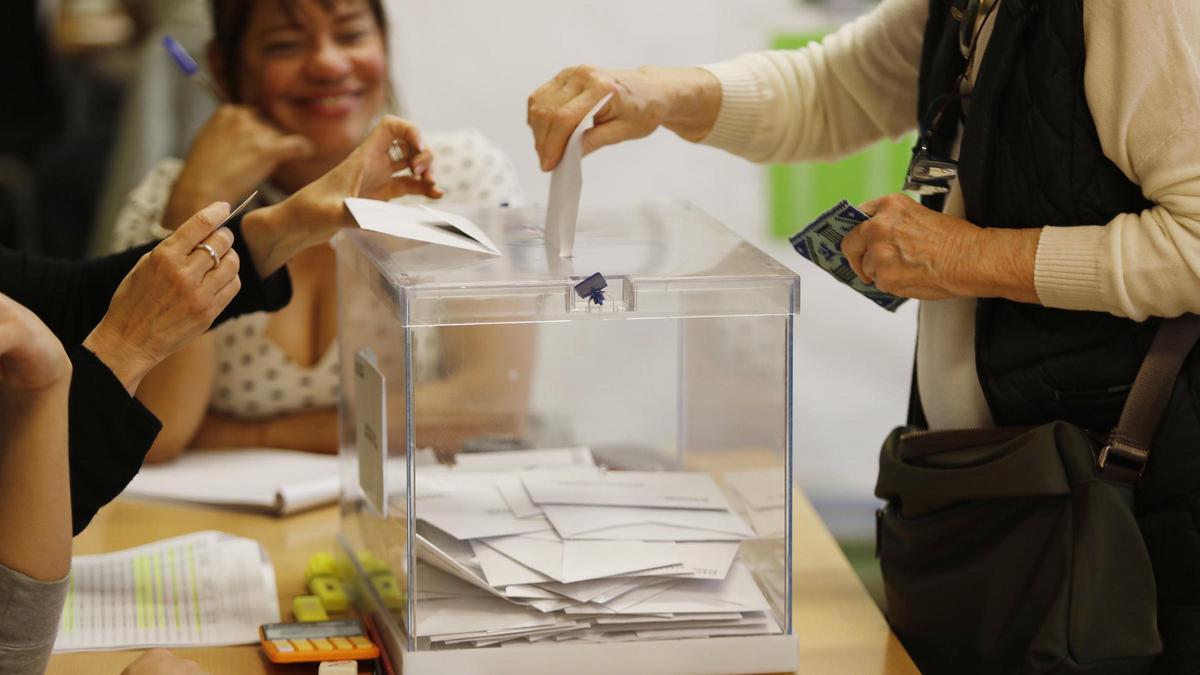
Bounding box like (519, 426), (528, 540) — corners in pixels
(1099, 314), (1200, 478)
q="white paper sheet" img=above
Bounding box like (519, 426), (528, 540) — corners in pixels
(471, 540), (555, 587)
(448, 447), (595, 473)
(540, 504), (754, 541)
(545, 94), (612, 258)
(122, 449), (338, 515)
(415, 525), (509, 599)
(53, 532), (279, 652)
(480, 531), (679, 584)
(345, 198), (501, 255)
(416, 484), (550, 540)
(522, 470), (731, 511)
(416, 596), (560, 637)
(609, 561), (770, 615)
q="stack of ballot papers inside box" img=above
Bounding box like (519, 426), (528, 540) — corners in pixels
(394, 449), (782, 649)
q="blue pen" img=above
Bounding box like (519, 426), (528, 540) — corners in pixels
(163, 35), (224, 101)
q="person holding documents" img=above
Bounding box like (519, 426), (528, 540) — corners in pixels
(111, 0), (532, 460)
(527, 0), (1200, 671)
(0, 112), (430, 675)
(2, 113), (434, 538)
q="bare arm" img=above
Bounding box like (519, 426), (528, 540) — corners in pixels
(0, 293), (72, 581)
(527, 0), (927, 170)
(138, 335), (217, 464)
(0, 381), (71, 581)
(190, 408), (340, 455)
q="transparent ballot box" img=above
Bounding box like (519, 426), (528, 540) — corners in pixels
(335, 201), (799, 674)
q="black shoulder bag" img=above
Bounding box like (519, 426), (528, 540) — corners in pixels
(875, 315), (1200, 674)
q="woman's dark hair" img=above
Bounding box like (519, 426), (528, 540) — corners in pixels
(210, 0), (389, 101)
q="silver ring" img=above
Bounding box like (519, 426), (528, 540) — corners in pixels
(196, 243), (221, 270)
(388, 139), (405, 164)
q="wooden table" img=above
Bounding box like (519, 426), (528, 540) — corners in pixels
(48, 494), (917, 674)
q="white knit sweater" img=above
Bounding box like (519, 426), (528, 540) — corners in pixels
(700, 0), (1200, 428)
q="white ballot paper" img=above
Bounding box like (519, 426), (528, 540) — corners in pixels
(54, 531), (279, 652)
(344, 198), (501, 255)
(545, 93), (612, 258)
(122, 448), (338, 515)
(522, 470), (731, 510)
(401, 454), (780, 649)
(540, 504), (755, 541)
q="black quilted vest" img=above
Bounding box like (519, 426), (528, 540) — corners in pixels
(917, 0), (1200, 504)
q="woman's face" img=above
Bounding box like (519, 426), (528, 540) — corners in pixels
(236, 0), (386, 159)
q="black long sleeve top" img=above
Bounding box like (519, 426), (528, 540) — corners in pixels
(0, 218), (292, 533)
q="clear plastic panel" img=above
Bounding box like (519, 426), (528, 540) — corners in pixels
(336, 201), (797, 657)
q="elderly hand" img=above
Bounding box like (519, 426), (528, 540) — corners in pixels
(84, 202), (242, 394)
(841, 193), (1040, 302)
(527, 65), (722, 171)
(121, 649), (209, 675)
(0, 293), (70, 392)
(241, 115), (441, 275)
(163, 105), (315, 228)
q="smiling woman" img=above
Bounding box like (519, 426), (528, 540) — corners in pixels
(210, 0), (391, 189)
(109, 0), (529, 463)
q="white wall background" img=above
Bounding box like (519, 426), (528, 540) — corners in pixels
(386, 0), (917, 537)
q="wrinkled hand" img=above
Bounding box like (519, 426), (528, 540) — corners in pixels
(84, 202), (242, 394)
(842, 193), (983, 300)
(0, 293), (69, 392)
(164, 105), (315, 227)
(243, 115), (441, 275)
(841, 193), (1039, 302)
(121, 649), (208, 675)
(527, 65), (720, 171)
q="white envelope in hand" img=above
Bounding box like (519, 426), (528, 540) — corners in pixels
(521, 470), (731, 510)
(345, 198), (501, 255)
(541, 504), (754, 541)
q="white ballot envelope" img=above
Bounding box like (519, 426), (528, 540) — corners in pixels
(415, 596), (560, 637)
(479, 530), (680, 584)
(416, 484), (549, 540)
(345, 198), (501, 255)
(540, 504), (755, 541)
(471, 539), (555, 587)
(612, 562), (771, 615)
(522, 471), (731, 510)
(545, 94), (612, 258)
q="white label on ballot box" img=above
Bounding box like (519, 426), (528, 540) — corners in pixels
(355, 348), (387, 516)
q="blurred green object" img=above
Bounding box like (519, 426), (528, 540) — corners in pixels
(768, 32), (915, 238)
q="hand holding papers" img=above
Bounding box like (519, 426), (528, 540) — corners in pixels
(404, 448), (781, 648)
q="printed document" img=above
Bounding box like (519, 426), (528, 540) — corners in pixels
(53, 531), (279, 652)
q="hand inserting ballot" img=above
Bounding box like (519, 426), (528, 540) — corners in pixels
(527, 65), (722, 171)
